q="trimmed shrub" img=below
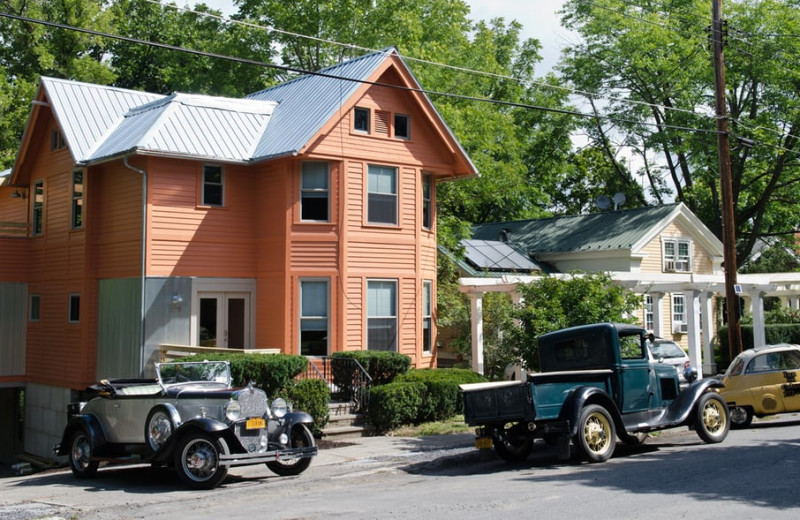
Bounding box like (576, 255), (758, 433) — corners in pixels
(175, 353), (307, 396)
(368, 382), (425, 432)
(396, 368), (486, 422)
(288, 378), (330, 437)
(331, 351), (411, 387)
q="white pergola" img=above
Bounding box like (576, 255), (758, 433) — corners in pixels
(459, 271), (800, 378)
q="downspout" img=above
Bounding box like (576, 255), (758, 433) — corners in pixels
(123, 156), (147, 375)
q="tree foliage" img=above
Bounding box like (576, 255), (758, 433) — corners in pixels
(505, 273), (641, 371)
(559, 0), (800, 264)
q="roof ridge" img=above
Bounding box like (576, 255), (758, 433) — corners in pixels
(477, 203), (680, 228)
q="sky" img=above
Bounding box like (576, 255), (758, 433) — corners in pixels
(197, 0), (573, 74)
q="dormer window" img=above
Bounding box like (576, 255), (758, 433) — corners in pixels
(663, 238), (691, 272)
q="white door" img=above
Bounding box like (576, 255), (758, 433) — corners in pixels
(198, 292), (250, 348)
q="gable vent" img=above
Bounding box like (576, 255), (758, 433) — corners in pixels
(374, 110), (390, 136)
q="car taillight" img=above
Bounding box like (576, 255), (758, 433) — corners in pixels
(684, 361), (691, 370)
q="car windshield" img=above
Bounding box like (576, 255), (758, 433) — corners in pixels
(649, 341), (686, 359)
(155, 361), (231, 386)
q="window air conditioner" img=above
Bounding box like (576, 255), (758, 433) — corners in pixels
(673, 322), (688, 333)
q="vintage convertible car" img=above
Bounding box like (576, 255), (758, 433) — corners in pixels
(54, 361), (317, 489)
(720, 343), (800, 428)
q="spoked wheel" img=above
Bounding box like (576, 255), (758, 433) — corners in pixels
(145, 406), (174, 452)
(267, 424), (315, 476)
(68, 428), (99, 478)
(695, 392), (730, 443)
(574, 404), (616, 462)
(174, 433), (228, 489)
(492, 425), (533, 463)
(729, 406), (754, 429)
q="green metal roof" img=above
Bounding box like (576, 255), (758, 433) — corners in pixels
(472, 204), (681, 254)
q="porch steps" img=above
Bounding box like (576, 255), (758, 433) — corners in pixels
(322, 401), (374, 439)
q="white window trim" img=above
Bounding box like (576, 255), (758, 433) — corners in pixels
(644, 294), (654, 331)
(367, 278), (398, 352)
(662, 237), (692, 272)
(423, 280), (433, 355)
(299, 278), (330, 356)
(672, 293), (687, 333)
(300, 161), (331, 222)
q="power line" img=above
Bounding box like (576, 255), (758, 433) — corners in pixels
(0, 10), (723, 136)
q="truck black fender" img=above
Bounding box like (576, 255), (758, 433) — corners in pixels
(662, 377), (726, 426)
(558, 386), (623, 439)
(55, 415), (108, 457)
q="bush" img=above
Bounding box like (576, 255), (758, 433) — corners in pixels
(368, 382), (425, 432)
(288, 379), (330, 437)
(396, 368), (486, 422)
(331, 351), (411, 386)
(175, 353), (307, 396)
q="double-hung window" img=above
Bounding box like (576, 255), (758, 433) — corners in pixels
(367, 280), (397, 351)
(202, 165), (224, 206)
(367, 165), (397, 225)
(663, 238), (691, 272)
(644, 294), (654, 331)
(422, 280), (433, 354)
(301, 162), (330, 221)
(354, 107), (370, 133)
(422, 174), (432, 229)
(672, 293), (686, 333)
(72, 170), (84, 229)
(300, 279), (329, 356)
(32, 180), (44, 236)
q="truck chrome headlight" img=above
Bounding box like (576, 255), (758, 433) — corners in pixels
(225, 400), (241, 421)
(270, 398), (288, 418)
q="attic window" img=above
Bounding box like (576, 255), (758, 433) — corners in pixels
(394, 114), (410, 139)
(663, 238), (692, 272)
(51, 129), (65, 151)
(354, 107), (370, 133)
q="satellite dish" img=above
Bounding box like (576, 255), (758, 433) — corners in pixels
(597, 195), (611, 210)
(613, 192), (627, 209)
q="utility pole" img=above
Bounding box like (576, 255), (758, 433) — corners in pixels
(712, 0), (743, 362)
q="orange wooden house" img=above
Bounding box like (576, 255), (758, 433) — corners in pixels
(0, 48), (476, 461)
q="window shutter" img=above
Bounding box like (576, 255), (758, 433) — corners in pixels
(375, 111), (390, 136)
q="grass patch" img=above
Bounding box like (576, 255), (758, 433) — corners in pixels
(388, 415), (472, 437)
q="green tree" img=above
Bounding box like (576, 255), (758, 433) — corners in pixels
(506, 273), (641, 371)
(559, 0), (800, 265)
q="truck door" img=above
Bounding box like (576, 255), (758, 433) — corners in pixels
(618, 332), (652, 413)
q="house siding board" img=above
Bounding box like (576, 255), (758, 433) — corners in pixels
(93, 163), (142, 279)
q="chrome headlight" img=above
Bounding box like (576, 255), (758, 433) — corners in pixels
(225, 399), (241, 421)
(270, 398), (289, 418)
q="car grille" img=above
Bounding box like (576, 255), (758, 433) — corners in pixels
(237, 388), (269, 417)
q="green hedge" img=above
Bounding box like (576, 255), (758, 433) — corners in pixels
(368, 382), (425, 432)
(396, 368), (487, 422)
(716, 324), (800, 370)
(331, 351), (411, 386)
(287, 379), (330, 437)
(368, 368), (487, 431)
(174, 353), (307, 396)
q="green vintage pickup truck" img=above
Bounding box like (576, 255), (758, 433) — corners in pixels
(460, 323), (729, 463)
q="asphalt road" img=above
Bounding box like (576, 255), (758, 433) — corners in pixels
(2, 415), (799, 520)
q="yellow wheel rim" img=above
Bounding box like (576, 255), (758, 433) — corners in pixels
(703, 399), (726, 434)
(583, 412), (612, 454)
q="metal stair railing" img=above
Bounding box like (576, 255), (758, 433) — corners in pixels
(302, 357), (372, 412)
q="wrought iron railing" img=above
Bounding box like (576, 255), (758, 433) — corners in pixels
(302, 357), (372, 412)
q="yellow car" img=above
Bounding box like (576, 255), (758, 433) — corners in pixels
(720, 343), (800, 428)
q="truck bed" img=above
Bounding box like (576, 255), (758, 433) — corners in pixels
(460, 381), (535, 426)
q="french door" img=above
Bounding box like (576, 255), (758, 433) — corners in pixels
(198, 292), (250, 349)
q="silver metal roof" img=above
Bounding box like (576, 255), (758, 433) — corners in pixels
(245, 49), (393, 161)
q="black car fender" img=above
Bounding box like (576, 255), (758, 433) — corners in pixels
(283, 411), (314, 429)
(662, 377), (726, 425)
(558, 386), (622, 439)
(55, 414), (108, 456)
(150, 417), (238, 463)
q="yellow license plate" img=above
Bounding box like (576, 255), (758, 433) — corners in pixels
(246, 417), (266, 430)
(475, 437), (493, 449)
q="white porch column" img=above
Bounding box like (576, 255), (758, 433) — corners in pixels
(685, 290), (703, 379)
(790, 295), (800, 311)
(470, 292), (484, 375)
(750, 291), (766, 347)
(651, 292), (664, 337)
(700, 291), (716, 375)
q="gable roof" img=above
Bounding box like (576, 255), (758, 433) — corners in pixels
(471, 203), (723, 258)
(11, 48), (476, 177)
